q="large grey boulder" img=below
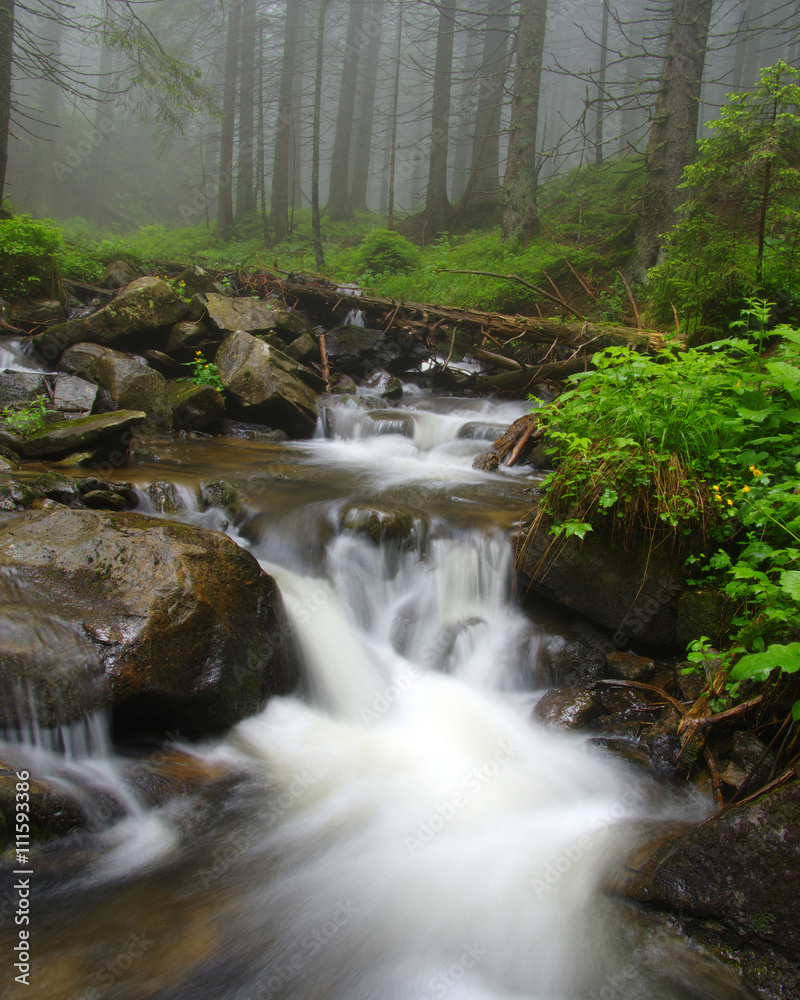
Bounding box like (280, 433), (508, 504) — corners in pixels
(215, 330), (321, 436)
(59, 342), (172, 432)
(31, 277), (188, 363)
(0, 507), (297, 736)
(200, 293), (279, 336)
(0, 370), (97, 417)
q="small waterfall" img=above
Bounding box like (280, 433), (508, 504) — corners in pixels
(0, 337), (43, 373)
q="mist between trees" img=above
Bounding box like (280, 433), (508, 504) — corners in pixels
(1, 0), (798, 271)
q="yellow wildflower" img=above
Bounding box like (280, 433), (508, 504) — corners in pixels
(742, 485), (750, 493)
(712, 485), (720, 491)
(727, 499), (733, 506)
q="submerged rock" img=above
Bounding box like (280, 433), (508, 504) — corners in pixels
(0, 507), (297, 737)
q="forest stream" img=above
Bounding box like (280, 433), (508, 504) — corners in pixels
(0, 380), (754, 1000)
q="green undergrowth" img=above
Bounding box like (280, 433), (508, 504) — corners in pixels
(30, 156), (647, 316)
(533, 299), (800, 715)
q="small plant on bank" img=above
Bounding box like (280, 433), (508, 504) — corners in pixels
(356, 229), (421, 278)
(0, 396), (49, 437)
(183, 350), (225, 394)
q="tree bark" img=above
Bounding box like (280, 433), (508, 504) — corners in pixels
(327, 0), (365, 221)
(387, 5), (403, 228)
(0, 0), (13, 207)
(235, 0), (258, 220)
(424, 1), (457, 233)
(501, 0), (548, 242)
(350, 1), (383, 211)
(272, 0), (302, 242)
(217, 0), (242, 242)
(627, 0), (713, 283)
(471, 0), (510, 194)
(594, 0), (610, 166)
(311, 0), (328, 269)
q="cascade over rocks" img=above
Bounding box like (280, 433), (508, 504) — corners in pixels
(215, 330), (321, 437)
(31, 277), (189, 362)
(0, 507), (297, 737)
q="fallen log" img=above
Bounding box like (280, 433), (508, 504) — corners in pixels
(455, 355), (595, 392)
(273, 278), (661, 354)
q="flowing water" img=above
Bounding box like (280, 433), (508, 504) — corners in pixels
(0, 388), (723, 1000)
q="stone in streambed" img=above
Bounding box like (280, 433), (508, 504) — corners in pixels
(0, 507), (297, 737)
(19, 410), (147, 459)
(533, 687), (602, 730)
(215, 330), (320, 437)
(167, 378), (226, 432)
(59, 342), (171, 433)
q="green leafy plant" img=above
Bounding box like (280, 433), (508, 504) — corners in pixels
(1, 396), (49, 437)
(0, 215), (62, 299)
(356, 229), (421, 277)
(184, 350), (225, 394)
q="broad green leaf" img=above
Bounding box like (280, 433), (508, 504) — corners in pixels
(731, 642), (800, 682)
(779, 570), (800, 601)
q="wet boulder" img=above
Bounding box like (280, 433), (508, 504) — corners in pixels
(323, 324), (426, 377)
(617, 781), (800, 999)
(215, 330), (321, 437)
(515, 516), (730, 653)
(533, 687), (602, 731)
(59, 342), (172, 433)
(18, 410), (147, 460)
(31, 277), (189, 363)
(0, 507), (297, 737)
(0, 761), (89, 845)
(0, 370), (97, 419)
(167, 378), (226, 432)
(362, 367), (403, 400)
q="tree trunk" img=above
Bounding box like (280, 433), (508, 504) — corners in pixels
(627, 0), (713, 283)
(235, 0), (258, 220)
(425, 1), (457, 233)
(34, 12), (62, 217)
(471, 0), (510, 194)
(327, 0), (365, 221)
(217, 0), (242, 242)
(387, 5), (403, 228)
(0, 0), (12, 207)
(594, 0), (610, 166)
(272, 0), (301, 242)
(349, 1), (383, 212)
(501, 0), (548, 242)
(311, 0), (328, 269)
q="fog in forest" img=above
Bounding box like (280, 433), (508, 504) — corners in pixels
(2, 0), (797, 235)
